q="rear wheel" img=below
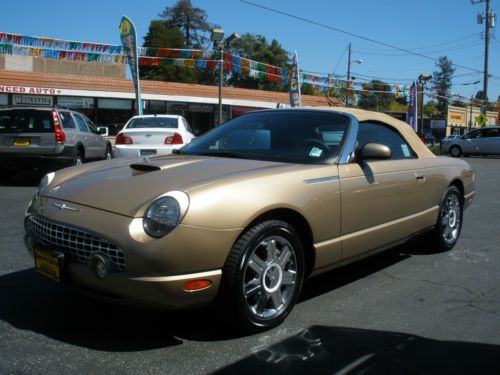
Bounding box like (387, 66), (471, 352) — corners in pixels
(73, 149), (84, 166)
(429, 185), (463, 251)
(220, 220), (304, 332)
(449, 145), (462, 157)
(104, 145), (113, 160)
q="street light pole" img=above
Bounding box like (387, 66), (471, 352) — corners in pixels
(218, 46), (223, 125)
(345, 43), (363, 108)
(418, 74), (432, 135)
(211, 29), (240, 126)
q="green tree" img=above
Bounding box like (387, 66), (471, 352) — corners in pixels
(431, 56), (455, 117)
(159, 0), (215, 49)
(226, 34), (290, 91)
(140, 20), (198, 83)
(423, 100), (439, 118)
(357, 80), (393, 111)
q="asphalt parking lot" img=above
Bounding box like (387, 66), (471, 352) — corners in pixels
(0, 157), (499, 374)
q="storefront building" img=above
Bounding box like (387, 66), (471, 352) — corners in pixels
(447, 105), (498, 136)
(0, 70), (337, 136)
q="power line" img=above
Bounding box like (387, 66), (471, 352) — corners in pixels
(354, 41), (483, 57)
(354, 33), (482, 53)
(239, 0), (484, 73)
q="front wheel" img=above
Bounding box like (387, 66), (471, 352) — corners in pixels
(429, 185), (463, 251)
(220, 220), (304, 332)
(449, 145), (462, 157)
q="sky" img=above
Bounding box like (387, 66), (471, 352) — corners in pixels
(1, 0), (499, 103)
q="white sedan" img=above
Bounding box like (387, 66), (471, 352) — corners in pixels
(114, 115), (195, 158)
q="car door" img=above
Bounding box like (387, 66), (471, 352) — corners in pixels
(338, 121), (429, 260)
(483, 127), (500, 155)
(73, 113), (101, 159)
(83, 115), (107, 158)
(462, 128), (488, 154)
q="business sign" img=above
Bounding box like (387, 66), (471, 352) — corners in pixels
(0, 85), (62, 95)
(188, 103), (213, 113)
(13, 95), (53, 106)
(119, 15), (143, 115)
(430, 119), (446, 129)
(57, 96), (94, 109)
(406, 81), (418, 131)
(289, 51), (302, 107)
(448, 111), (466, 126)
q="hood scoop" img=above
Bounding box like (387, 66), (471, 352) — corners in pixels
(130, 156), (161, 174)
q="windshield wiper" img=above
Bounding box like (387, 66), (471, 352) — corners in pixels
(172, 149), (184, 154)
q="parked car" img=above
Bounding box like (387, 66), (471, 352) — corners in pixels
(25, 108), (474, 332)
(441, 126), (500, 157)
(114, 114), (195, 158)
(0, 107), (112, 173)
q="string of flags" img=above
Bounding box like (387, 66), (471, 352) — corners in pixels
(0, 31), (488, 105)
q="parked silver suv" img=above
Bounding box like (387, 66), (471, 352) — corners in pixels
(0, 107), (112, 173)
(442, 126), (500, 157)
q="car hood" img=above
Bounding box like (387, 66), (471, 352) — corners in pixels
(44, 155), (297, 217)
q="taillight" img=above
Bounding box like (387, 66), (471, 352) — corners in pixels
(165, 132), (183, 145)
(116, 133), (133, 145)
(52, 111), (66, 143)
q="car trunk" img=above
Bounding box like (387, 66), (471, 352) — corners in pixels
(121, 128), (179, 146)
(0, 109), (57, 155)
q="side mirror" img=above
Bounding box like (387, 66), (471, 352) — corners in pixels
(97, 127), (108, 136)
(358, 143), (391, 161)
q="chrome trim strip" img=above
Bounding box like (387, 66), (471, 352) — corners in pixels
(132, 269), (222, 282)
(52, 203), (80, 211)
(304, 176), (339, 184)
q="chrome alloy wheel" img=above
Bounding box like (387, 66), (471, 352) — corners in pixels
(242, 236), (298, 320)
(440, 192), (461, 245)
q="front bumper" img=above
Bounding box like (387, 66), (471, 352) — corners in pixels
(24, 197), (241, 309)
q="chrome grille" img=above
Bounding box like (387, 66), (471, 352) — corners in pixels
(26, 215), (126, 271)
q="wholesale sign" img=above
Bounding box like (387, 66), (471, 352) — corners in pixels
(119, 15), (143, 115)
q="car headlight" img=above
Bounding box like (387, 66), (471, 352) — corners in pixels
(143, 191), (189, 238)
(35, 172), (55, 199)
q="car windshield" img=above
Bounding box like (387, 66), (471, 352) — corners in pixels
(126, 117), (178, 129)
(180, 110), (350, 164)
(0, 109), (54, 133)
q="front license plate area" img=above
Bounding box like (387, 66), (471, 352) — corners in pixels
(140, 149), (156, 156)
(34, 249), (64, 282)
(14, 138), (30, 147)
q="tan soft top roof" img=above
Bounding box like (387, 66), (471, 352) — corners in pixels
(307, 106), (436, 159)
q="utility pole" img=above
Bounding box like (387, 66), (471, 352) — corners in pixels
(472, 0), (494, 114)
(346, 42), (352, 107)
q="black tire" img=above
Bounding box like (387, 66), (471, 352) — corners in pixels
(429, 185), (463, 252)
(449, 145), (462, 157)
(104, 145), (113, 160)
(73, 149), (84, 166)
(220, 220), (305, 332)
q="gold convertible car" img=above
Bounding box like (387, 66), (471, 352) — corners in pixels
(24, 107), (474, 331)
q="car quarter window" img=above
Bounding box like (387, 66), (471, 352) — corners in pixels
(59, 111), (76, 129)
(73, 114), (89, 133)
(484, 128), (500, 138)
(183, 118), (193, 134)
(357, 121), (416, 160)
